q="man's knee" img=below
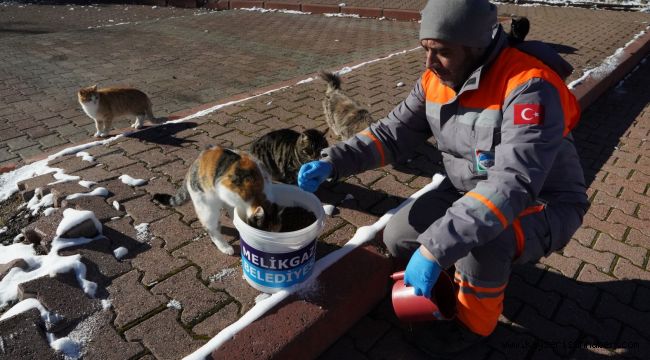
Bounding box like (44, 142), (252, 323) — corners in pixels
(383, 216), (418, 259)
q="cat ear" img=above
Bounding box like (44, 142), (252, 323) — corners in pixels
(91, 84), (97, 91)
(251, 206), (265, 225)
(321, 128), (329, 136)
(298, 132), (309, 146)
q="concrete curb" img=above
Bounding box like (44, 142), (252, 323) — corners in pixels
(571, 28), (650, 110)
(211, 244), (394, 360)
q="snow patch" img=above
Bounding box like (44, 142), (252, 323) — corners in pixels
(101, 299), (112, 310)
(27, 193), (54, 216)
(119, 174), (147, 186)
(324, 12), (360, 18)
(78, 180), (96, 188)
(49, 172), (81, 185)
(113, 247), (128, 260)
(134, 223), (150, 242)
(322, 204), (335, 216)
(167, 299), (182, 310)
(65, 187), (109, 200)
(209, 268), (238, 282)
(0, 136), (121, 202)
(56, 209), (102, 238)
(75, 152), (95, 163)
(0, 298), (62, 325)
(0, 226), (7, 235)
(49, 335), (81, 360)
(0, 232), (103, 308)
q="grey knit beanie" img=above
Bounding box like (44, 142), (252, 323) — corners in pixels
(419, 0), (497, 48)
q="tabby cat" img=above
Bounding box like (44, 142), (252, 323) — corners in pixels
(250, 128), (329, 184)
(77, 85), (160, 138)
(153, 146), (281, 255)
(319, 71), (374, 141)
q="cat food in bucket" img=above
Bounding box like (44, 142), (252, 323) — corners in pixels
(234, 184), (325, 293)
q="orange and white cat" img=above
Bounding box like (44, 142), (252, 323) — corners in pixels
(77, 85), (159, 137)
(153, 145), (282, 255)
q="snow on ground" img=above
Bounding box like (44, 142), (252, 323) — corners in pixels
(0, 136), (122, 203)
(134, 223), (151, 243)
(0, 208), (109, 358)
(167, 299), (182, 310)
(75, 152), (95, 163)
(55, 209), (102, 238)
(113, 246), (128, 260)
(49, 172), (81, 185)
(118, 174), (147, 186)
(78, 180), (96, 188)
(322, 204), (335, 216)
(27, 193), (54, 216)
(569, 26), (650, 89)
(209, 268), (238, 283)
(65, 187), (109, 201)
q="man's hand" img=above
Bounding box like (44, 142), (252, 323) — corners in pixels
(404, 246), (442, 298)
(297, 161), (333, 192)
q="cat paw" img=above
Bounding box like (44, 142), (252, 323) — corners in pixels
(94, 131), (107, 138)
(211, 238), (235, 256)
(218, 244), (235, 256)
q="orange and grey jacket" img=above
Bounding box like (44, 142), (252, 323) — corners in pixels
(321, 28), (589, 268)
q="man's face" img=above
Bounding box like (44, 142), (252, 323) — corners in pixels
(421, 39), (483, 90)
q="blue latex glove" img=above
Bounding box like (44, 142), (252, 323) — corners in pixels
(404, 247), (442, 298)
(297, 161), (332, 192)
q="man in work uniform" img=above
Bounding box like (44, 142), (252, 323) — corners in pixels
(298, 0), (589, 355)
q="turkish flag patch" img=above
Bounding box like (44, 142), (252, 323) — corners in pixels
(514, 104), (544, 125)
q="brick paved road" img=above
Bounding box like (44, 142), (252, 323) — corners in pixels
(1, 2), (648, 168)
(1, 3), (650, 360)
(0, 3), (420, 166)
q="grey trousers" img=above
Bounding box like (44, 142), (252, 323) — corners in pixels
(383, 178), (587, 335)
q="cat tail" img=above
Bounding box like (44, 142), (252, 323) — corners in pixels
(318, 71), (341, 92)
(153, 182), (190, 207)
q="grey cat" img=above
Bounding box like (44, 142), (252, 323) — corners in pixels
(319, 71), (374, 141)
(250, 128), (329, 185)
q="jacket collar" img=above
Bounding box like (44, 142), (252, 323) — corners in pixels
(455, 25), (508, 95)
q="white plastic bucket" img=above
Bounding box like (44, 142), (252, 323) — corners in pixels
(233, 183), (325, 293)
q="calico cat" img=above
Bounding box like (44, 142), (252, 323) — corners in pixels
(153, 145), (281, 255)
(249, 128), (329, 184)
(77, 85), (160, 138)
(319, 71), (374, 141)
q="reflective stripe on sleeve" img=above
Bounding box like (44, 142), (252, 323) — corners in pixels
(359, 130), (386, 167)
(465, 191), (508, 229)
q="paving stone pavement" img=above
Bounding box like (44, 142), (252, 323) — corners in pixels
(1, 2), (650, 360)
